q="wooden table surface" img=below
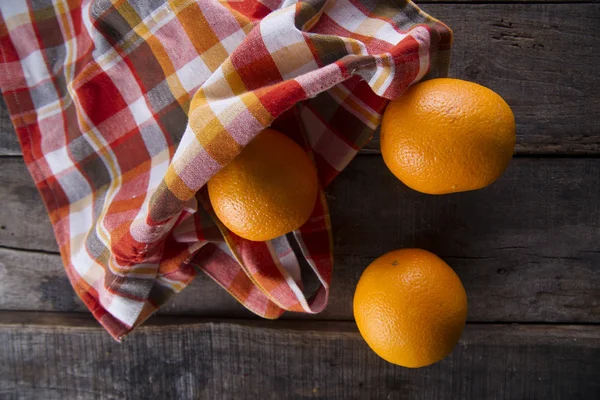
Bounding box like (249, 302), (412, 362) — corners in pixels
(1, 1), (600, 399)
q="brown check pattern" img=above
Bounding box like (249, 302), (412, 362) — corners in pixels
(0, 0), (451, 340)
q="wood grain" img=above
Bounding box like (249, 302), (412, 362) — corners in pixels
(0, 96), (20, 156)
(0, 157), (55, 251)
(1, 3), (599, 156)
(0, 313), (598, 400)
(2, 156), (599, 323)
(0, 247), (250, 317)
(363, 2), (600, 154)
(328, 156), (600, 324)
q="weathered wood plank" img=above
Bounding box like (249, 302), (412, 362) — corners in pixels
(0, 96), (20, 156)
(363, 2), (600, 154)
(0, 313), (598, 400)
(0, 158), (56, 251)
(0, 247), (250, 317)
(1, 233), (598, 323)
(1, 3), (600, 156)
(2, 156), (599, 322)
(327, 156), (600, 322)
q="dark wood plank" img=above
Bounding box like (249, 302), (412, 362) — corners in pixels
(327, 156), (600, 323)
(0, 248), (86, 313)
(0, 96), (21, 156)
(0, 247), (250, 317)
(1, 3), (600, 156)
(0, 313), (598, 400)
(2, 241), (599, 323)
(0, 157), (56, 252)
(2, 156), (599, 322)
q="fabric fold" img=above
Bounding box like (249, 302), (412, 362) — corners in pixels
(0, 0), (451, 340)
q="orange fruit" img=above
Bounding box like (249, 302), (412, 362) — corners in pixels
(381, 78), (516, 194)
(208, 128), (319, 242)
(353, 248), (468, 368)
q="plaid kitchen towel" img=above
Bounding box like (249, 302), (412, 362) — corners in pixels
(0, 0), (451, 340)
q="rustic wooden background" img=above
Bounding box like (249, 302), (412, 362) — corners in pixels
(1, 1), (599, 399)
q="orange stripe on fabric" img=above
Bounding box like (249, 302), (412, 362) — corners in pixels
(157, 246), (191, 275)
(224, 3), (254, 31)
(329, 85), (380, 127)
(108, 197), (144, 215)
(348, 39), (363, 54)
(188, 103), (242, 166)
(239, 92), (272, 127)
(66, 0), (80, 10)
(173, 0), (227, 71)
(8, 110), (37, 127)
(370, 56), (392, 94)
(263, 299), (283, 318)
(164, 170), (196, 201)
(202, 123), (243, 166)
(222, 59), (247, 96)
(190, 88), (208, 109)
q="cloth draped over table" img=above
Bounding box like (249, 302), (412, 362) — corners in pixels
(0, 0), (451, 340)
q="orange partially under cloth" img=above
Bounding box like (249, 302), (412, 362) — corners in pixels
(353, 248), (468, 368)
(209, 78), (511, 368)
(208, 128), (319, 242)
(381, 78), (516, 195)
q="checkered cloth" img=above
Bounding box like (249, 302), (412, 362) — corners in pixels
(0, 0), (451, 340)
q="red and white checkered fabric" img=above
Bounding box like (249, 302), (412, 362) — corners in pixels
(0, 0), (451, 340)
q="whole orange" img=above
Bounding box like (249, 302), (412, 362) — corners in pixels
(381, 78), (515, 194)
(353, 248), (468, 368)
(208, 128), (318, 242)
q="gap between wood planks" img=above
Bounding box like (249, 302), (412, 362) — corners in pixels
(1, 310), (599, 328)
(0, 310), (600, 328)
